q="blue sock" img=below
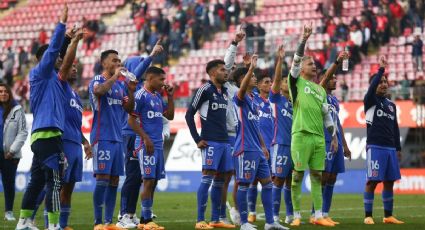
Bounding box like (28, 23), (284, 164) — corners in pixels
(261, 182), (274, 224)
(142, 198), (153, 222)
(220, 203), (227, 219)
(363, 192), (374, 216)
(382, 190), (393, 217)
(322, 184), (335, 214)
(197, 175), (213, 222)
(272, 185), (282, 217)
(237, 184), (249, 224)
(104, 185), (118, 224)
(248, 184), (258, 213)
(211, 178), (224, 222)
(59, 204), (70, 228)
(43, 209), (48, 229)
(93, 180), (109, 225)
(283, 185), (293, 216)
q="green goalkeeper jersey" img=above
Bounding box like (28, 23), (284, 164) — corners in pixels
(288, 73), (327, 137)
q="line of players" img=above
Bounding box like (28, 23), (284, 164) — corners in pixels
(14, 3), (404, 230)
(15, 4), (175, 230)
(186, 20), (404, 230)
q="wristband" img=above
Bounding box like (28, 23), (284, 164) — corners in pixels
(334, 60), (340, 65)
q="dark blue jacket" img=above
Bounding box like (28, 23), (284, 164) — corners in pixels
(364, 67), (401, 150)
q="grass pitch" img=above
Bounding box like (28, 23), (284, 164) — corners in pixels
(1, 193), (424, 229)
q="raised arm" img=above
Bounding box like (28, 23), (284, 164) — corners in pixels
(59, 28), (84, 81)
(37, 4), (68, 76)
(271, 44), (285, 93)
(93, 67), (125, 97)
(319, 51), (348, 88)
(290, 22), (312, 79)
(364, 56), (387, 110)
(163, 84), (175, 120)
(132, 39), (163, 80)
(224, 28), (245, 70)
(237, 55), (257, 100)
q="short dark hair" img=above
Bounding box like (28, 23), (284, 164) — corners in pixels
(36, 44), (49, 61)
(232, 67), (249, 88)
(256, 71), (270, 83)
(206, 59), (225, 74)
(369, 74), (388, 84)
(145, 66), (166, 76)
(100, 50), (119, 63)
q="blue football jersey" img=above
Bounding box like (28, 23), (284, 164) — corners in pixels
(269, 91), (293, 146)
(133, 87), (166, 150)
(253, 94), (273, 149)
(89, 75), (128, 143)
(324, 94), (342, 143)
(62, 82), (83, 144)
(233, 93), (262, 154)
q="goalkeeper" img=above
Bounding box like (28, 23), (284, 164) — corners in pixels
(287, 22), (338, 227)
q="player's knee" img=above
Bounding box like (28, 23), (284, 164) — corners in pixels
(327, 174), (337, 185)
(259, 177), (272, 186)
(383, 181), (394, 190)
(366, 180), (379, 190)
(292, 171), (304, 183)
(273, 177), (285, 187)
(110, 176), (120, 186)
(203, 169), (216, 176)
(310, 170), (322, 182)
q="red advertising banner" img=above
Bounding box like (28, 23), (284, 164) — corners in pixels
(338, 101), (424, 128)
(81, 101), (423, 134)
(376, 169), (425, 194)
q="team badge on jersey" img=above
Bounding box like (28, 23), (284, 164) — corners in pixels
(98, 163), (105, 170)
(207, 159), (213, 165)
(244, 172), (251, 179)
(145, 167), (151, 174)
(388, 105), (394, 112)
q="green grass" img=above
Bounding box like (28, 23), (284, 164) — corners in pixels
(1, 193), (424, 229)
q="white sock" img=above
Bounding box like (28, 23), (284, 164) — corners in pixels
(249, 211), (256, 215)
(323, 212), (329, 218)
(315, 210), (323, 219)
(294, 212), (301, 219)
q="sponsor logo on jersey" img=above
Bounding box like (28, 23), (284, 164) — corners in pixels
(145, 167), (151, 174)
(70, 98), (83, 113)
(376, 109), (395, 120)
(147, 111), (163, 119)
(248, 111), (260, 121)
(211, 102), (227, 110)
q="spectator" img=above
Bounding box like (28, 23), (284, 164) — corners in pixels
(38, 28), (47, 45)
(3, 48), (14, 86)
(245, 22), (255, 52)
(17, 47), (28, 75)
(224, 0), (232, 29)
(234, 0), (241, 26)
(399, 74), (411, 100)
(411, 34), (423, 72)
(30, 39), (40, 58)
(341, 79), (349, 102)
(334, 0), (343, 17)
(389, 0), (405, 36)
(375, 10), (389, 45)
(256, 23), (266, 55)
(213, 0), (225, 31)
(349, 24), (363, 65)
(360, 22), (371, 55)
(0, 83), (28, 222)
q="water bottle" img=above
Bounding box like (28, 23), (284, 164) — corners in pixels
(342, 47), (349, 72)
(120, 70), (137, 83)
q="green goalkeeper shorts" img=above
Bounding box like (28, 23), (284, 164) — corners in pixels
(291, 132), (326, 171)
